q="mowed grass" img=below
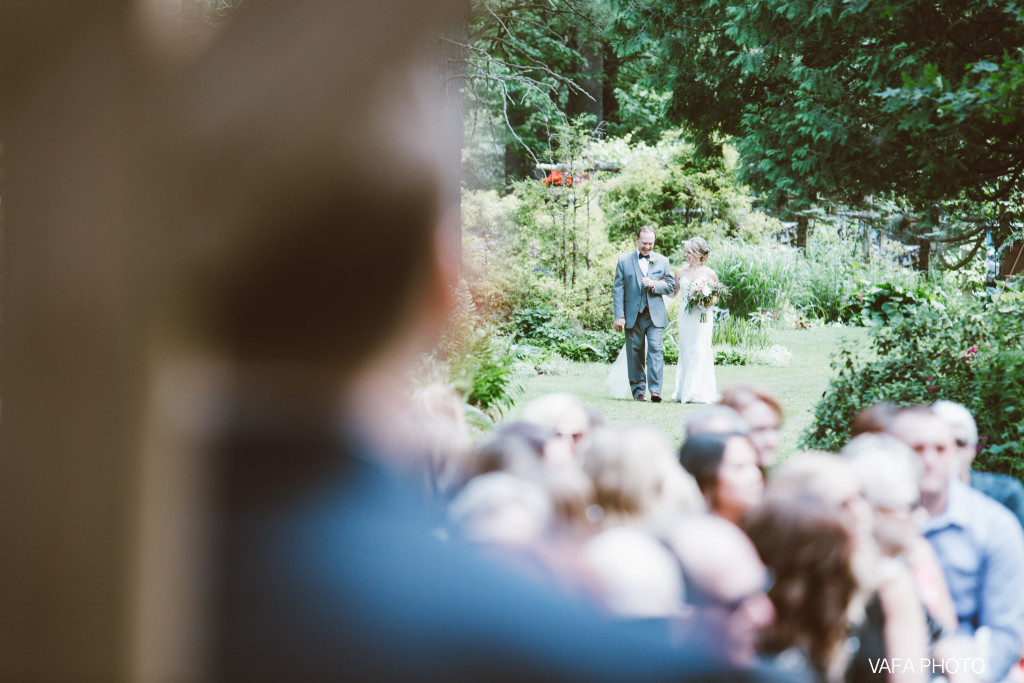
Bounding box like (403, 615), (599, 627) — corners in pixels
(506, 325), (872, 460)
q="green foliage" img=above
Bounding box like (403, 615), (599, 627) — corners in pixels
(642, 0), (1024, 248)
(802, 281), (1024, 481)
(597, 133), (759, 252)
(849, 279), (950, 327)
(505, 305), (622, 362)
(711, 312), (780, 366)
(715, 349), (750, 366)
(710, 242), (800, 319)
(422, 281), (523, 419)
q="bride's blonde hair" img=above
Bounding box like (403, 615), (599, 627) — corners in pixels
(685, 237), (710, 264)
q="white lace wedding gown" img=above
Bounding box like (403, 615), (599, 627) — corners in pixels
(671, 280), (718, 403)
(604, 290), (719, 402)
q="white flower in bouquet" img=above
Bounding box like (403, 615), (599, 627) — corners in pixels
(685, 278), (727, 323)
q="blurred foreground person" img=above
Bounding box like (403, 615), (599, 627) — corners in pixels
(742, 498), (860, 683)
(582, 527), (685, 621)
(766, 453), (930, 683)
(719, 385), (783, 471)
(521, 392), (595, 462)
(888, 406), (1024, 682)
(584, 425), (704, 529)
(662, 515), (777, 670)
(840, 434), (958, 637)
(684, 404), (750, 440)
(182, 2), (754, 681)
(679, 432), (763, 525)
(932, 400), (1024, 530)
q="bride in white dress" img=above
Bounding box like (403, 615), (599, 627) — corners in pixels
(604, 238), (720, 401)
(670, 237), (719, 403)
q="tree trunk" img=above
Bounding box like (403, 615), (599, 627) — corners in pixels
(796, 215), (809, 248)
(602, 43), (621, 125)
(567, 35), (603, 123)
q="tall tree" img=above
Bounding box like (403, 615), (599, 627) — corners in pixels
(636, 0), (1024, 253)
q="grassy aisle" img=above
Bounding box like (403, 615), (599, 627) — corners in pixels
(507, 325), (872, 460)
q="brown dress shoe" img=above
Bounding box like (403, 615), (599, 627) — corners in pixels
(634, 394), (646, 401)
(650, 393), (662, 403)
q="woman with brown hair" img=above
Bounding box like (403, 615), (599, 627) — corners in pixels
(741, 497), (860, 683)
(678, 431), (763, 526)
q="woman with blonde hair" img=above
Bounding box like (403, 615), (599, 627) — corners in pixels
(670, 237), (720, 403)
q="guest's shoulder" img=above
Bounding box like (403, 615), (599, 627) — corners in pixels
(960, 480), (1024, 543)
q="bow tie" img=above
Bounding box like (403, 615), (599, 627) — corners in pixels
(639, 254), (650, 260)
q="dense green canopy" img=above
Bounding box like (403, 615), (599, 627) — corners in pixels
(625, 0), (1024, 247)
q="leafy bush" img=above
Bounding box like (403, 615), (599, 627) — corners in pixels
(802, 281), (1024, 481)
(421, 281), (523, 419)
(505, 305), (622, 363)
(793, 225), (951, 325)
(715, 349), (750, 365)
(596, 132), (757, 253)
(848, 279), (951, 327)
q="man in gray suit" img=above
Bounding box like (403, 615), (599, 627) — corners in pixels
(613, 226), (675, 402)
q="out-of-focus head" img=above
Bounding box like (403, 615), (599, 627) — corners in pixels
(521, 393), (593, 461)
(684, 404), (750, 440)
(384, 382), (471, 500)
(462, 421), (553, 481)
(174, 0), (459, 388)
(449, 473), (553, 547)
(931, 400), (979, 474)
(766, 452), (873, 544)
(849, 401), (899, 438)
(886, 405), (955, 502)
(741, 497), (857, 677)
(664, 515), (775, 667)
(679, 432), (763, 525)
(583, 425), (701, 528)
(840, 433), (925, 557)
(719, 385), (783, 470)
(582, 528), (684, 620)
(840, 433), (922, 519)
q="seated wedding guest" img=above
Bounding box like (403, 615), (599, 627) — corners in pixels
(849, 401), (898, 438)
(684, 404), (751, 440)
(449, 472), (553, 549)
(583, 426), (704, 529)
(191, 2), (752, 680)
(766, 453), (929, 683)
(840, 433), (958, 637)
(582, 527), (685, 621)
(719, 385), (783, 470)
(522, 392), (595, 462)
(661, 514), (776, 670)
(679, 432), (763, 526)
(461, 421), (567, 481)
(461, 423), (595, 537)
(932, 400), (1024, 530)
(888, 406), (1024, 682)
(742, 498), (861, 683)
(448, 472), (574, 589)
(385, 381), (473, 507)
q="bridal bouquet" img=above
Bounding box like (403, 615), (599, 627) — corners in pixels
(686, 279), (728, 322)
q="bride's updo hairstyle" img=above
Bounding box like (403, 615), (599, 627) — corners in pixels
(686, 237), (711, 264)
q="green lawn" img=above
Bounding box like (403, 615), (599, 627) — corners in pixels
(506, 325), (872, 459)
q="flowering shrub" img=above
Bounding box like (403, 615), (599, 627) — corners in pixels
(803, 280), (1024, 481)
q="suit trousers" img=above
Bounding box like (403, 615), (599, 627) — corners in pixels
(625, 307), (664, 398)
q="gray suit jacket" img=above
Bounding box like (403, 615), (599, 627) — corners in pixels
(613, 251), (675, 329)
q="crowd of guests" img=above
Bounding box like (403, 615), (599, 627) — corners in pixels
(394, 385), (1024, 683)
